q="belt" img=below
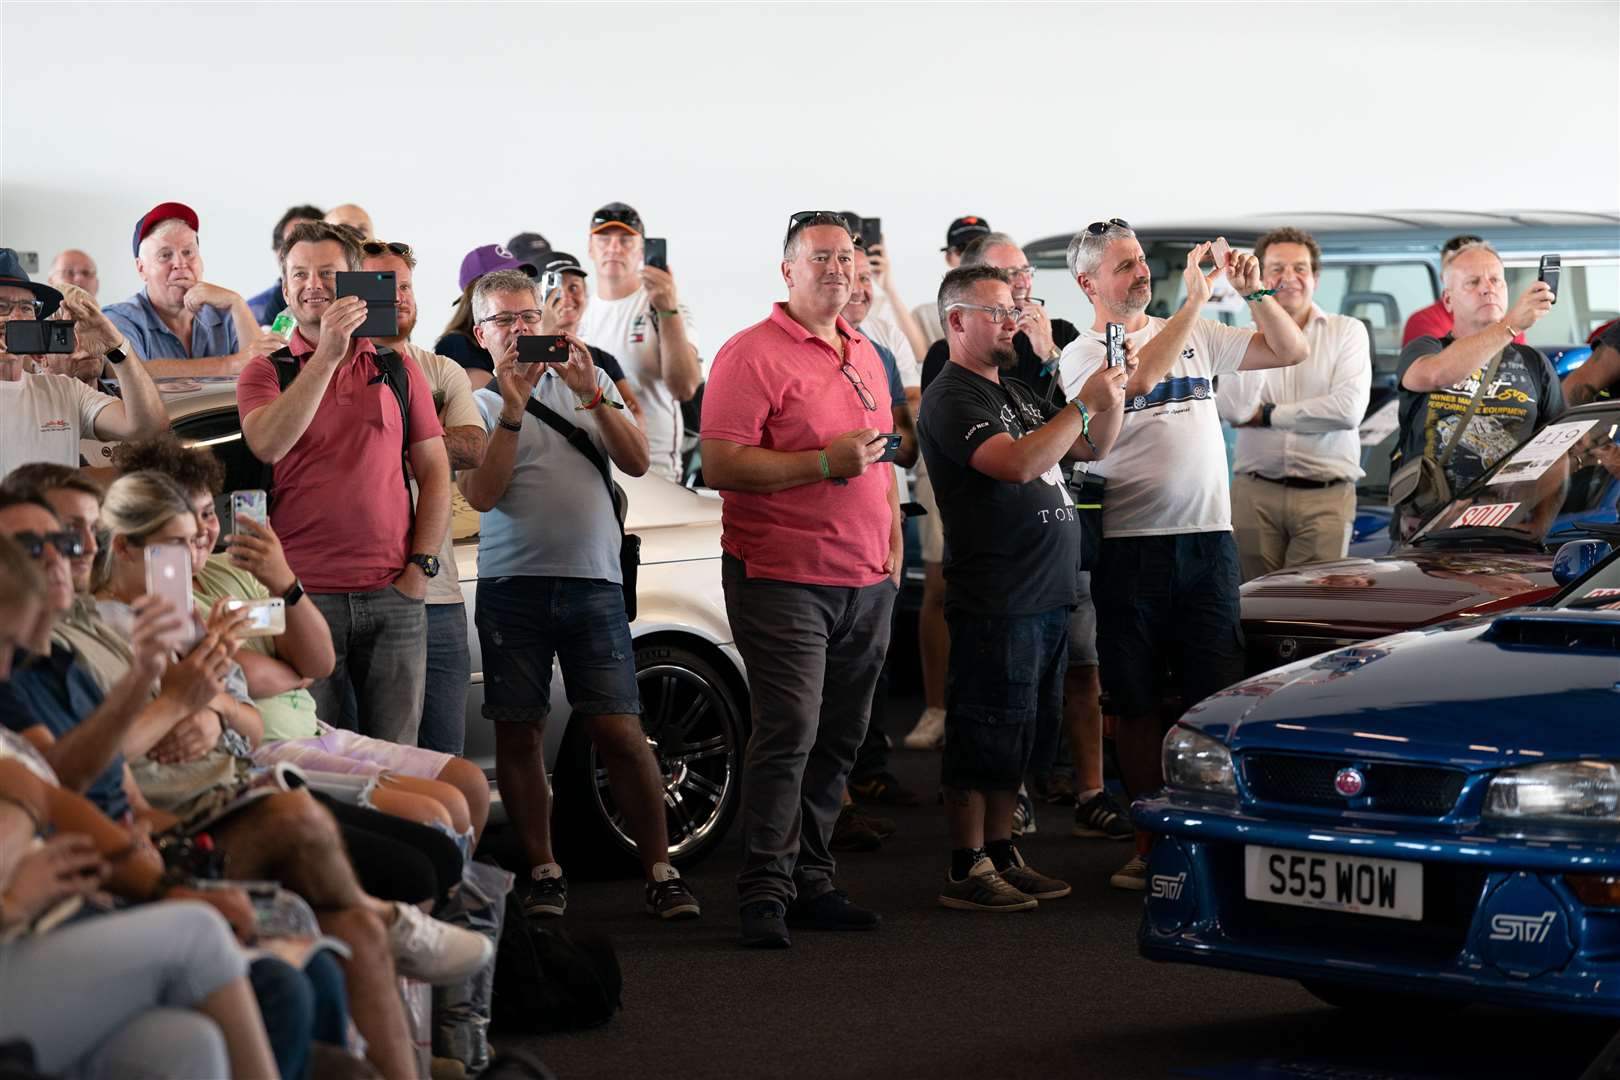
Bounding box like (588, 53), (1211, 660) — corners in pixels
(1245, 472), (1350, 490)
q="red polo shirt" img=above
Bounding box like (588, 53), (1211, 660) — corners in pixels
(702, 303), (893, 588)
(236, 331), (443, 594)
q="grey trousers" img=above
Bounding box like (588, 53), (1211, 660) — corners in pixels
(309, 584), (428, 745)
(722, 554), (896, 907)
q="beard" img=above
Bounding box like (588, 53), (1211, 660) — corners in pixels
(991, 344), (1018, 370)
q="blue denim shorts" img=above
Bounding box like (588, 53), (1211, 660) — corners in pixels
(475, 576), (640, 724)
(942, 607), (1069, 792)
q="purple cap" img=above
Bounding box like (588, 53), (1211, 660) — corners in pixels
(458, 243), (537, 293)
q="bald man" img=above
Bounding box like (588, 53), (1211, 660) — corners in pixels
(47, 251), (99, 299)
(324, 204), (374, 240)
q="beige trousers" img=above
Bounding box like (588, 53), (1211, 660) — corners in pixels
(1231, 472), (1356, 582)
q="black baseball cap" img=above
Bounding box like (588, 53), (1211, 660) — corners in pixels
(590, 202), (644, 236)
(506, 231), (552, 266)
(539, 252), (588, 279)
(0, 249), (63, 316)
(943, 215), (991, 251)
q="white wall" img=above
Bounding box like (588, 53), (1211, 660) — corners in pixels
(4, 1), (1616, 350)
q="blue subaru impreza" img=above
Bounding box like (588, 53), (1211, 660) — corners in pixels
(1137, 540), (1620, 1016)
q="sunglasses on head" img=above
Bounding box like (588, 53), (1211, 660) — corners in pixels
(785, 211), (852, 247)
(359, 240), (413, 258)
(11, 531), (85, 559)
(591, 207), (642, 230)
(1085, 218), (1131, 235)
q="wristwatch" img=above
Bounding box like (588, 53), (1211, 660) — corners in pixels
(105, 345), (127, 365)
(281, 579), (305, 607)
(1260, 403), (1276, 427)
(408, 554), (441, 578)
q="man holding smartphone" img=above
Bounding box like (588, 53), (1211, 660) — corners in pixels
(237, 221), (451, 746)
(578, 202), (703, 482)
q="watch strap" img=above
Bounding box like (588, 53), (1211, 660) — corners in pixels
(281, 579), (305, 607)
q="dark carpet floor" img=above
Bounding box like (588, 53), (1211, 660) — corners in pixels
(493, 736), (1616, 1080)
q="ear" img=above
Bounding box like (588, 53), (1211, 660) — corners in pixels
(780, 260), (793, 289)
(1075, 273), (1093, 300)
(1440, 288), (1454, 315)
(472, 322), (488, 350)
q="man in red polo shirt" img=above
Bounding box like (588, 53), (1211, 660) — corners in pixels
(237, 221), (450, 745)
(701, 211), (902, 948)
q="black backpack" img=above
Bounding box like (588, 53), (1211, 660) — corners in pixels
(491, 891), (622, 1034)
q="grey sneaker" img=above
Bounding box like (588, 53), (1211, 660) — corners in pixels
(388, 902), (495, 985)
(1073, 790), (1134, 841)
(998, 847), (1071, 900)
(645, 866), (701, 921)
(1012, 786), (1038, 838)
(938, 856), (1038, 912)
(1110, 853), (1148, 891)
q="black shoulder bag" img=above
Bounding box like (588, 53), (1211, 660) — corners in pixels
(522, 398), (641, 622)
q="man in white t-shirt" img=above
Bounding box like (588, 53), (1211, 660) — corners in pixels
(0, 250), (167, 483)
(1056, 219), (1308, 891)
(576, 202), (702, 482)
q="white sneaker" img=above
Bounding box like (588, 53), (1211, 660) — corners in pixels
(903, 706), (946, 750)
(389, 902), (494, 985)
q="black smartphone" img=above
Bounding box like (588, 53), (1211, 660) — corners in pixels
(872, 432), (903, 463)
(1539, 254), (1561, 302)
(643, 237), (668, 271)
(1105, 322), (1127, 368)
(859, 217), (882, 252)
(5, 320), (76, 355)
(334, 270), (397, 338)
(517, 334), (569, 365)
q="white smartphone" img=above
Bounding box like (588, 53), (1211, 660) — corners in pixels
(144, 545), (196, 649)
(230, 490), (268, 536)
(1211, 236), (1232, 269)
(225, 597), (285, 638)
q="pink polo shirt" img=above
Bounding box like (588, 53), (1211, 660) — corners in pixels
(236, 331), (443, 594)
(702, 303), (893, 587)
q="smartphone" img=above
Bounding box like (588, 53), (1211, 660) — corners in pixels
(517, 335), (569, 365)
(1210, 236), (1232, 270)
(5, 320), (75, 355)
(225, 597), (286, 638)
(539, 269), (565, 301)
(1539, 254), (1561, 302)
(859, 217), (882, 252)
(229, 490), (267, 536)
(643, 237), (668, 271)
(333, 270), (397, 338)
(1105, 322), (1127, 368)
(872, 432), (903, 463)
(144, 545), (196, 650)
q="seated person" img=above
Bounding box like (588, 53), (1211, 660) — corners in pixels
(102, 202), (282, 378)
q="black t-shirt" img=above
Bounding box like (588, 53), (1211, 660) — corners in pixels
(1394, 334), (1565, 493)
(920, 319), (1080, 404)
(431, 332), (626, 383)
(918, 363), (1081, 618)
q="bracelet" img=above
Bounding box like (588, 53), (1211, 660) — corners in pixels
(1503, 321), (1521, 338)
(496, 414), (523, 433)
(575, 386), (605, 412)
(1244, 289), (1277, 302)
(653, 308), (680, 319)
(818, 449), (832, 480)
(1072, 399), (1097, 453)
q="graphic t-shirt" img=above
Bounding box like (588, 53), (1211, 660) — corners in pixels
(577, 287), (700, 482)
(1059, 316), (1252, 537)
(0, 372), (115, 481)
(1395, 335), (1564, 494)
(918, 364), (1080, 617)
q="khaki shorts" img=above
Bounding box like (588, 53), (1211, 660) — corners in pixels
(913, 457), (944, 564)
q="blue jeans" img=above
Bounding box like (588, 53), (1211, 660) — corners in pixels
(942, 607), (1070, 792)
(420, 602), (471, 754)
(308, 584), (428, 744)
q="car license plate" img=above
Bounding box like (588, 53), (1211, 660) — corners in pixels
(1243, 845), (1423, 921)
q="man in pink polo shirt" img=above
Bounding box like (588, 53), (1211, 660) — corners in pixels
(237, 221), (450, 746)
(701, 211), (902, 948)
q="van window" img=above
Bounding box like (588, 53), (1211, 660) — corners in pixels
(1505, 260), (1620, 348)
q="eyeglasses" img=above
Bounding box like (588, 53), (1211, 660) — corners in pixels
(476, 310), (545, 330)
(0, 298), (42, 320)
(785, 211), (852, 249)
(1004, 265), (1035, 277)
(11, 531), (85, 559)
(1085, 218), (1131, 236)
(947, 302), (1020, 325)
(359, 240), (413, 259)
(839, 361), (878, 412)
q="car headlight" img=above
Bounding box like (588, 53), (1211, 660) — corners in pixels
(1162, 725), (1236, 796)
(1484, 761), (1620, 821)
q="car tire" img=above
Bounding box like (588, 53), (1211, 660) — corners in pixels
(1299, 979), (1465, 1017)
(554, 641), (745, 874)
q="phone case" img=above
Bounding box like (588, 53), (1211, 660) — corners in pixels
(231, 490), (268, 534)
(226, 597), (285, 638)
(334, 272), (398, 337)
(144, 545), (195, 649)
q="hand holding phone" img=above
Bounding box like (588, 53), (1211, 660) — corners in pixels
(334, 270), (398, 338)
(229, 490), (267, 538)
(643, 238), (668, 271)
(517, 335), (569, 368)
(1538, 254), (1561, 304)
(144, 545), (196, 650)
(5, 321), (76, 356)
(871, 432), (904, 464)
(1105, 322), (1127, 368)
(225, 597), (286, 638)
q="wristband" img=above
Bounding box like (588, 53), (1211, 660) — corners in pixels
(1244, 289), (1277, 303)
(818, 449), (831, 480)
(496, 415), (523, 433)
(1503, 321), (1521, 338)
(575, 385), (605, 412)
(1072, 399), (1097, 454)
(653, 309), (680, 319)
(1260, 403), (1276, 428)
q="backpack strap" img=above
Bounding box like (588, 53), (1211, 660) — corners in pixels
(261, 344), (414, 502)
(522, 396), (625, 529)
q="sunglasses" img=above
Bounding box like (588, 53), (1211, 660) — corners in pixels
(591, 207), (643, 232)
(360, 240), (413, 259)
(11, 530), (85, 559)
(1085, 218), (1131, 235)
(785, 211), (852, 248)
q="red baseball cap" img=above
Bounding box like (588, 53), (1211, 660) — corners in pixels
(131, 201), (200, 256)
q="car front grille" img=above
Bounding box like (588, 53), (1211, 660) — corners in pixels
(1243, 753), (1468, 817)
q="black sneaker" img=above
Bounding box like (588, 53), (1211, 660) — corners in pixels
(1073, 790), (1134, 841)
(829, 805), (883, 852)
(519, 866), (567, 919)
(848, 772), (920, 807)
(786, 888), (881, 931)
(739, 900), (791, 949)
(645, 874), (702, 921)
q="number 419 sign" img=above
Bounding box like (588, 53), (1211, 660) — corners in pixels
(1489, 420), (1602, 485)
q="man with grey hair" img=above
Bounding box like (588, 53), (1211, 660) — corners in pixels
(457, 268), (703, 923)
(237, 220), (451, 745)
(1394, 240), (1559, 535)
(1058, 218), (1309, 890)
(104, 201), (282, 377)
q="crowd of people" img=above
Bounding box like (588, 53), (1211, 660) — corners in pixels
(0, 192), (1608, 1073)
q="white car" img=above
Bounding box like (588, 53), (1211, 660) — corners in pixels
(86, 379), (749, 869)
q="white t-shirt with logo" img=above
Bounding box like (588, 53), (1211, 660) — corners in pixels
(1058, 316), (1252, 538)
(577, 286), (700, 482)
(0, 371), (115, 482)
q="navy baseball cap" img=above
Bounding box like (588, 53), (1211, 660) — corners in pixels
(132, 201), (200, 256)
(506, 232), (552, 266)
(944, 215), (991, 251)
(0, 249), (63, 316)
(538, 252), (587, 279)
